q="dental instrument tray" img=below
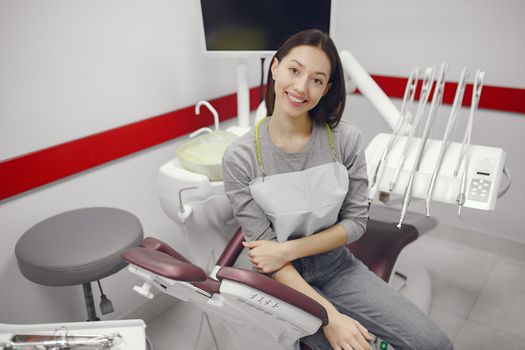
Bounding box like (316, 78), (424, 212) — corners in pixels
(176, 130), (239, 181)
(365, 133), (506, 211)
(0, 320), (145, 350)
(1, 332), (121, 349)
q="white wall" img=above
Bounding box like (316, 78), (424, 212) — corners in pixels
(336, 0), (525, 243)
(0, 0), (524, 324)
(0, 0), (261, 160)
(0, 0), (260, 323)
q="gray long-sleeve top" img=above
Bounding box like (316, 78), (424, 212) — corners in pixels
(222, 118), (369, 244)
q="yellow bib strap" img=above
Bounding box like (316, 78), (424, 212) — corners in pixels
(255, 117), (267, 174)
(325, 123), (338, 162)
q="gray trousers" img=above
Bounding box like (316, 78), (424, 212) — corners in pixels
(295, 247), (453, 350)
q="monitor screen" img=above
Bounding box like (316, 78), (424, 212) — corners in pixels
(199, 0), (333, 56)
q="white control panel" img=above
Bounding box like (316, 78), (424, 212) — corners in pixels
(366, 133), (506, 210)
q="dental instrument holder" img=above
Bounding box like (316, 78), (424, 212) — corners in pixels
(365, 134), (506, 211)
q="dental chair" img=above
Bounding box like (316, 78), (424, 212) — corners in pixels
(122, 219), (418, 350)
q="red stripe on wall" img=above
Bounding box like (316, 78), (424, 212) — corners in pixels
(0, 87), (263, 201)
(0, 76), (523, 201)
(371, 75), (525, 114)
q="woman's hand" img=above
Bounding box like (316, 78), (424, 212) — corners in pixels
(243, 240), (291, 274)
(323, 312), (374, 350)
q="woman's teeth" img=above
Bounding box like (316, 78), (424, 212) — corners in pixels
(287, 93), (305, 103)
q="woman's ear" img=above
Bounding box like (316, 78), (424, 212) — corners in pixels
(270, 58), (279, 80)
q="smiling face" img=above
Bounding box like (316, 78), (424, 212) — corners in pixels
(270, 45), (332, 119)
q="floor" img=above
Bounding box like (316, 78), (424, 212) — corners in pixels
(145, 224), (525, 350)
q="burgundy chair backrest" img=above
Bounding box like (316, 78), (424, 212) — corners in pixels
(347, 219), (418, 282)
(140, 236), (191, 263)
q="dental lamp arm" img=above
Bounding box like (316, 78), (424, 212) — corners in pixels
(339, 50), (402, 132)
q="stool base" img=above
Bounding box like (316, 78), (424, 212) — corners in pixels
(83, 283), (100, 321)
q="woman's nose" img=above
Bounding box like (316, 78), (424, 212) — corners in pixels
(294, 77), (308, 94)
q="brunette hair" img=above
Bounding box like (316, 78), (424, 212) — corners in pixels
(265, 29), (346, 128)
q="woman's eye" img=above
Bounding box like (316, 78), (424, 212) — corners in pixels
(288, 67), (299, 74)
(313, 78), (324, 85)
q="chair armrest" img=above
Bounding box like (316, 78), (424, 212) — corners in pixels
(216, 267), (328, 326)
(123, 247), (206, 282)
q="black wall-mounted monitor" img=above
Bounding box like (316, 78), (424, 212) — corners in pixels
(197, 0), (336, 57)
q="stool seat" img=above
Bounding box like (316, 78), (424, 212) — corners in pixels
(15, 207), (143, 287)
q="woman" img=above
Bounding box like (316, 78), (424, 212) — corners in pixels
(222, 29), (452, 350)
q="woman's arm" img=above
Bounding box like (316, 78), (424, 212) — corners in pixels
(275, 264), (373, 350)
(284, 223), (347, 260)
(336, 125), (369, 245)
(244, 223), (347, 273)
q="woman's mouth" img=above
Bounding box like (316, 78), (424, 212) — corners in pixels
(285, 92), (307, 107)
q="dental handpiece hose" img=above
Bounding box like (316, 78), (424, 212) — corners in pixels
(389, 67), (435, 192)
(368, 68), (419, 206)
(456, 70), (485, 215)
(398, 63), (447, 228)
(425, 68), (469, 216)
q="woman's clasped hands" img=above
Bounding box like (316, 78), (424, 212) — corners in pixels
(242, 240), (292, 274)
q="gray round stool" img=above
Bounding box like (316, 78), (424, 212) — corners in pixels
(15, 207), (144, 321)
